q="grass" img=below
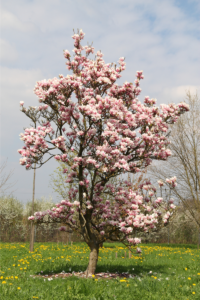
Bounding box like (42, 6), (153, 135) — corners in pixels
(0, 242), (200, 299)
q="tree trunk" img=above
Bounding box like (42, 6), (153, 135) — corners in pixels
(85, 242), (99, 277)
(30, 222), (35, 252)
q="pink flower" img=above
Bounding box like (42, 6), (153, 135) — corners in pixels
(126, 227), (133, 233)
(133, 238), (141, 244)
(20, 101), (24, 106)
(54, 155), (61, 160)
(158, 180), (164, 187)
(59, 226), (66, 231)
(170, 204), (176, 209)
(136, 247), (142, 253)
(155, 197), (163, 204)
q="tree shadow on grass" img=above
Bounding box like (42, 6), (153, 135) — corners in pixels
(36, 262), (170, 277)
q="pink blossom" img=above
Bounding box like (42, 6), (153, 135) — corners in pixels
(170, 204), (176, 209)
(59, 226), (66, 231)
(158, 180), (164, 187)
(155, 197), (163, 204)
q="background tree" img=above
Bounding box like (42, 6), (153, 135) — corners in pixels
(24, 196), (58, 243)
(0, 195), (60, 243)
(149, 92), (200, 247)
(18, 29), (189, 276)
(0, 195), (25, 242)
(49, 151), (78, 200)
(0, 159), (16, 196)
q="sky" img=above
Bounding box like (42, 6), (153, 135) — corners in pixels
(0, 0), (200, 205)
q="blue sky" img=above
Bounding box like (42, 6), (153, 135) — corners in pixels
(0, 0), (200, 204)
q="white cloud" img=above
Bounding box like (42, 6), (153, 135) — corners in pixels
(0, 67), (44, 143)
(0, 67), (44, 110)
(0, 8), (36, 32)
(163, 85), (200, 103)
(0, 39), (18, 63)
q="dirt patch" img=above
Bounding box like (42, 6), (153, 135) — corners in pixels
(30, 271), (136, 280)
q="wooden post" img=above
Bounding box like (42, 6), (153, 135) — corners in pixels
(30, 164), (36, 252)
(129, 250), (131, 259)
(125, 251), (126, 258)
(115, 252), (117, 258)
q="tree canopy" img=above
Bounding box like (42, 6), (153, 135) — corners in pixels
(18, 29), (189, 275)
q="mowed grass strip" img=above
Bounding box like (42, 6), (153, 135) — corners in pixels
(0, 242), (199, 300)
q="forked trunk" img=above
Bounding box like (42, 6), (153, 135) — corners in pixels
(85, 242), (99, 277)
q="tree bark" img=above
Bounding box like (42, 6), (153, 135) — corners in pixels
(85, 242), (99, 277)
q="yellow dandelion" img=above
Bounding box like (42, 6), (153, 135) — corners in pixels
(188, 277), (191, 280)
(2, 281), (6, 284)
(192, 292), (195, 294)
(17, 287), (21, 290)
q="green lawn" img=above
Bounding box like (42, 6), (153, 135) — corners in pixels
(0, 242), (199, 299)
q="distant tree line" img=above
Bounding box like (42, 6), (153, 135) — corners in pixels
(0, 194), (199, 245)
(0, 195), (81, 243)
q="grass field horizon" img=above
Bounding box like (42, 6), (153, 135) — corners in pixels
(0, 242), (199, 299)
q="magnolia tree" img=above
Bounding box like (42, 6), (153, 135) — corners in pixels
(18, 29), (189, 276)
